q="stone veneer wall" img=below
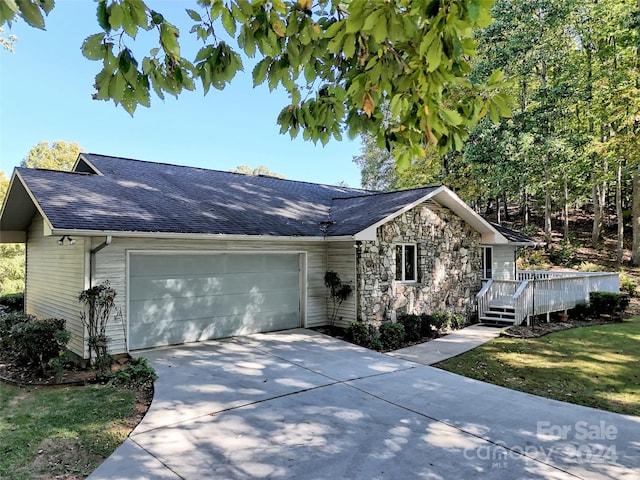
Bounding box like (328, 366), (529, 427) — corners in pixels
(356, 204), (482, 325)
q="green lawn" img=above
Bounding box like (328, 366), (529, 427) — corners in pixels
(436, 316), (640, 417)
(0, 383), (137, 480)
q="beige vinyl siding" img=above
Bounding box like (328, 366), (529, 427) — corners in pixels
(492, 245), (517, 280)
(326, 241), (357, 329)
(26, 215), (87, 357)
(92, 237), (329, 353)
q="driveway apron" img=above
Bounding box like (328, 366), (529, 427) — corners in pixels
(89, 329), (640, 480)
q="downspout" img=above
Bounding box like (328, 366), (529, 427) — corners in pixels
(89, 236), (112, 287)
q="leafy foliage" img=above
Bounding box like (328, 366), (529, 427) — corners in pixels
(79, 281), (118, 372)
(20, 140), (83, 171)
(346, 321), (381, 350)
(231, 164), (286, 178)
(9, 317), (70, 374)
(396, 313), (421, 342)
(324, 271), (353, 326)
(1, 1), (510, 159)
(0, 292), (23, 312)
(105, 357), (157, 387)
(378, 321), (405, 350)
(589, 292), (626, 317)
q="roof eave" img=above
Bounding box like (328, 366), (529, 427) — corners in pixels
(49, 228), (353, 242)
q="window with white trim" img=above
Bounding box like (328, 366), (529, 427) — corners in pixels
(482, 246), (493, 279)
(395, 244), (417, 282)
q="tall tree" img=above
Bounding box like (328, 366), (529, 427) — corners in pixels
(0, 171), (25, 295)
(231, 165), (286, 178)
(20, 141), (83, 171)
(0, 0), (511, 159)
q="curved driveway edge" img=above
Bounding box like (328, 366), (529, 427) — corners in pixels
(89, 329), (640, 479)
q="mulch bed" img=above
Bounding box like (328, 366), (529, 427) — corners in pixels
(501, 318), (623, 338)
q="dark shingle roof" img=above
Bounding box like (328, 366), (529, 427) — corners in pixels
(17, 154), (441, 237)
(490, 222), (538, 244)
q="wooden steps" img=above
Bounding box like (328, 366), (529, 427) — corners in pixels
(479, 302), (517, 324)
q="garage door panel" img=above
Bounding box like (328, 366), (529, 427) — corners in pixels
(130, 289), (300, 325)
(129, 253), (302, 349)
(129, 271), (299, 300)
(129, 310), (300, 349)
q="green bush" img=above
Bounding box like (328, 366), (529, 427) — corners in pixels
(548, 240), (578, 267)
(10, 317), (70, 374)
(379, 322), (405, 350)
(0, 292), (24, 312)
(620, 275), (637, 297)
(348, 321), (371, 345)
(105, 357), (157, 388)
(420, 314), (434, 337)
(571, 303), (592, 320)
(0, 311), (31, 350)
(450, 313), (465, 330)
(397, 314), (421, 342)
(590, 292), (624, 316)
(431, 311), (452, 331)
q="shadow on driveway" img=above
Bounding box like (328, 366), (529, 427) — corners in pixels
(90, 329), (640, 480)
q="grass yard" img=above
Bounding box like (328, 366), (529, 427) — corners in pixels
(0, 383), (138, 480)
(435, 316), (640, 417)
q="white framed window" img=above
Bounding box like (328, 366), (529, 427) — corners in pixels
(395, 244), (417, 282)
(482, 246), (493, 280)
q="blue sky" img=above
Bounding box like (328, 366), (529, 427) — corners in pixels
(0, 1), (364, 187)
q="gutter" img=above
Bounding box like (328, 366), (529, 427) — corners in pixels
(89, 235), (112, 287)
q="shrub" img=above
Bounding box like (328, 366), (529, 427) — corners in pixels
(450, 314), (465, 330)
(105, 357), (157, 388)
(10, 317), (70, 374)
(397, 313), (421, 342)
(324, 271), (353, 326)
(548, 240), (579, 267)
(620, 275), (637, 297)
(517, 249), (547, 270)
(0, 311), (31, 350)
(420, 314), (434, 337)
(571, 303), (592, 320)
(431, 311), (451, 331)
(379, 322), (405, 350)
(0, 292), (24, 312)
(590, 292), (625, 316)
(347, 321), (381, 350)
(576, 262), (604, 272)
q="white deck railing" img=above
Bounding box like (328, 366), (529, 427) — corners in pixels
(477, 270), (619, 325)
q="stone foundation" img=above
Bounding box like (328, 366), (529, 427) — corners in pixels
(356, 204), (482, 325)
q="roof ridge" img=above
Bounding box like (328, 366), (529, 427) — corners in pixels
(84, 153), (371, 192)
(17, 167), (93, 176)
(331, 185), (441, 201)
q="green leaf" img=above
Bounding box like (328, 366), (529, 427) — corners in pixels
(160, 22), (180, 58)
(96, 0), (110, 31)
(127, 0), (148, 29)
(81, 33), (106, 60)
(121, 86), (137, 115)
(252, 58), (270, 86)
(426, 38), (442, 72)
(121, 3), (138, 38)
(221, 8), (235, 37)
(109, 72), (127, 103)
(185, 8), (201, 22)
(0, 0), (19, 26)
(441, 108), (463, 126)
(40, 0), (54, 15)
(108, 2), (124, 30)
(18, 0), (45, 29)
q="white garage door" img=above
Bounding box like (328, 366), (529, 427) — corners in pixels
(128, 252), (301, 349)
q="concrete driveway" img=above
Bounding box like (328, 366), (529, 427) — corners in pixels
(90, 329), (640, 480)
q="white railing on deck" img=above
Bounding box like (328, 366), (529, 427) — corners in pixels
(477, 270), (619, 325)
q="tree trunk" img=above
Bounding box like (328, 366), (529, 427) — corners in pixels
(616, 162), (624, 264)
(502, 192), (510, 221)
(496, 196), (501, 224)
(544, 153), (552, 245)
(563, 180), (569, 239)
(592, 161), (607, 248)
(632, 167), (640, 266)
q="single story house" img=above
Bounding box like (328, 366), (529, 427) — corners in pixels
(1, 153), (536, 357)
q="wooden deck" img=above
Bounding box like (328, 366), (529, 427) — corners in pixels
(476, 271), (620, 325)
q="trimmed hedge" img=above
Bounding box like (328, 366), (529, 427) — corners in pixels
(0, 292), (24, 313)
